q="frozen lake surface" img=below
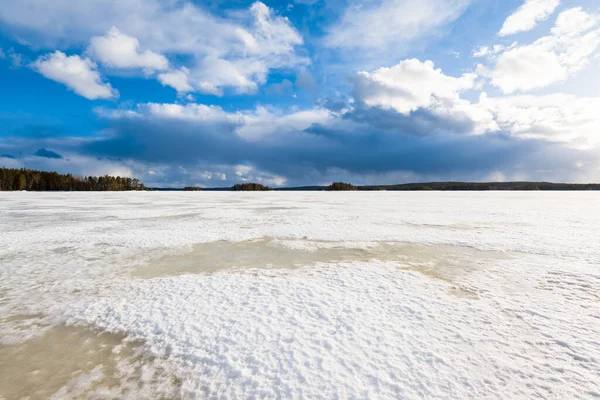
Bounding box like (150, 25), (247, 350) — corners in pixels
(0, 192), (599, 399)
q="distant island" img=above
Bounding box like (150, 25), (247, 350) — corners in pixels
(327, 182), (358, 191)
(231, 183), (272, 191)
(0, 168), (145, 191)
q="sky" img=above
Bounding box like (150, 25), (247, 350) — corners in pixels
(1, 0), (600, 187)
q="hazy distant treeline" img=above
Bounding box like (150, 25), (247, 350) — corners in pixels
(277, 181), (600, 191)
(0, 168), (146, 191)
(359, 182), (600, 191)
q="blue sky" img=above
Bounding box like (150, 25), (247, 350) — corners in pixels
(1, 0), (599, 187)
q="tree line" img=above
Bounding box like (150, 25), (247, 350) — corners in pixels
(0, 168), (146, 191)
(327, 182), (358, 191)
(231, 183), (272, 191)
(359, 181), (600, 191)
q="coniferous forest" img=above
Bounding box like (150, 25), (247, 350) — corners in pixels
(231, 183), (272, 191)
(0, 168), (146, 191)
(327, 182), (358, 191)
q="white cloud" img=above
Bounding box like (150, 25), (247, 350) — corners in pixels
(473, 43), (517, 58)
(478, 93), (600, 148)
(154, 1), (307, 95)
(498, 0), (560, 36)
(236, 106), (333, 140)
(177, 3), (306, 95)
(488, 7), (600, 93)
(32, 51), (117, 100)
(324, 0), (471, 51)
(97, 101), (333, 141)
(0, 0), (306, 95)
(0, 48), (5, 59)
(354, 59), (477, 114)
(473, 46), (491, 58)
(157, 68), (195, 94)
(491, 45), (567, 93)
(87, 27), (169, 71)
(247, 2), (304, 58)
(351, 57), (600, 148)
(101, 102), (236, 123)
(473, 46), (492, 58)
(550, 5), (599, 36)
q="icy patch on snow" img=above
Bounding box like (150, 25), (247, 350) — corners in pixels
(135, 238), (511, 280)
(0, 324), (177, 399)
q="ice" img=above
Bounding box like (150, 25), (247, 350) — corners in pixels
(0, 323), (177, 399)
(133, 238), (511, 280)
(0, 192), (599, 399)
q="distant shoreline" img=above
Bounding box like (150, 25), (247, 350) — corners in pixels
(2, 167), (599, 191)
(155, 182), (600, 191)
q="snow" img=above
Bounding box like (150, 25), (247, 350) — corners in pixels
(0, 192), (599, 399)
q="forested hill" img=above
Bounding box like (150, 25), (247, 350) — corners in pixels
(0, 168), (146, 191)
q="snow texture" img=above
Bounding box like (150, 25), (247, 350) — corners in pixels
(0, 192), (599, 399)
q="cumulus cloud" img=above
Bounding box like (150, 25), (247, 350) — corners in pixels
(354, 59), (477, 114)
(498, 0), (560, 36)
(352, 58), (600, 148)
(32, 51), (118, 100)
(0, 0), (307, 95)
(478, 93), (600, 148)
(487, 7), (600, 93)
(157, 68), (195, 94)
(87, 27), (169, 71)
(491, 46), (567, 93)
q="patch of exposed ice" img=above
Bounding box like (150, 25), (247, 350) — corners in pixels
(134, 238), (511, 279)
(0, 324), (177, 399)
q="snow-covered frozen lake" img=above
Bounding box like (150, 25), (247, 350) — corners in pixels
(0, 192), (599, 399)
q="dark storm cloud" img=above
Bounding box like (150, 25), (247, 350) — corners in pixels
(2, 102), (596, 185)
(343, 104), (477, 136)
(76, 105), (595, 185)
